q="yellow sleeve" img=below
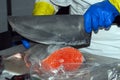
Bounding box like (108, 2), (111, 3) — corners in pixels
(32, 1), (56, 15)
(109, 0), (120, 12)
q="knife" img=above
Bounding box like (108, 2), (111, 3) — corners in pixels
(8, 15), (91, 47)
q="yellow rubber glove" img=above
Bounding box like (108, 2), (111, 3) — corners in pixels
(109, 0), (120, 12)
(32, 1), (55, 15)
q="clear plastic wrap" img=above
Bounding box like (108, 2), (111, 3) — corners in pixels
(30, 62), (120, 80)
(24, 44), (120, 80)
(30, 62), (97, 80)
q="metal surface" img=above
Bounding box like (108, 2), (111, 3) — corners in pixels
(8, 15), (91, 47)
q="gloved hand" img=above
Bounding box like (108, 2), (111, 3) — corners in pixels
(84, 0), (119, 33)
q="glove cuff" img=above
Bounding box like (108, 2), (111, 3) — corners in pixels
(32, 1), (55, 15)
(109, 0), (120, 13)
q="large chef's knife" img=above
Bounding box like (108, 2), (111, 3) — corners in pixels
(8, 15), (91, 47)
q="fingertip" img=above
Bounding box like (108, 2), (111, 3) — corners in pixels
(105, 18), (113, 28)
(22, 39), (30, 49)
(85, 26), (92, 33)
(92, 15), (99, 32)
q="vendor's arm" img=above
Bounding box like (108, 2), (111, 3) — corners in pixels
(84, 0), (120, 33)
(33, 0), (59, 15)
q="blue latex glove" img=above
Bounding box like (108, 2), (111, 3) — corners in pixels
(21, 39), (30, 49)
(84, 0), (119, 33)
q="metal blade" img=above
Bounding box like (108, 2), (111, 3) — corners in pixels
(8, 15), (91, 47)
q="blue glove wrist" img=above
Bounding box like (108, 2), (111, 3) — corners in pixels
(106, 0), (119, 15)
